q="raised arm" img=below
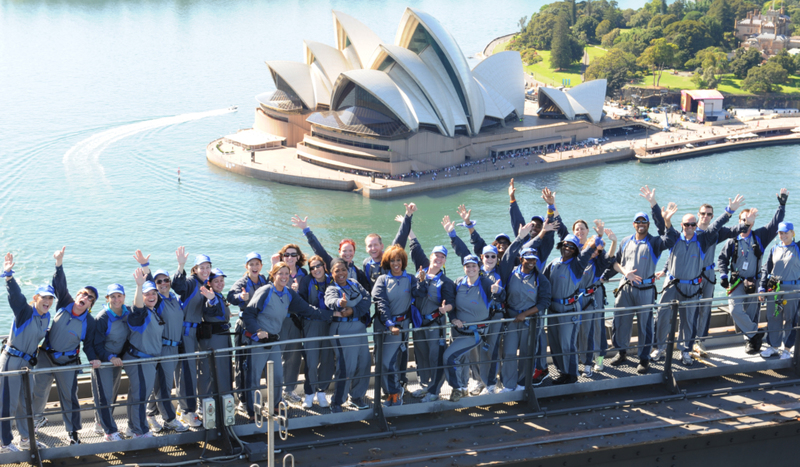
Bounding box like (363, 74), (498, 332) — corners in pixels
(443, 215), (472, 260)
(498, 221), (535, 284)
(51, 246), (74, 306)
(171, 246), (191, 297)
(755, 188), (788, 245)
(293, 215), (334, 268)
(390, 203), (415, 248)
(408, 236), (430, 272)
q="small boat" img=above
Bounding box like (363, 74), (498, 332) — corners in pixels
(228, 105), (239, 112)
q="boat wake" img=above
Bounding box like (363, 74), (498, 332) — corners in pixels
(62, 107), (237, 179)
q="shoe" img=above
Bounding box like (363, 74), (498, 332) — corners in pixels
(607, 352), (627, 366)
(236, 402), (249, 417)
(761, 346), (779, 358)
(196, 406), (203, 419)
(681, 351), (693, 366)
(582, 365), (593, 378)
(411, 388), (427, 398)
(553, 374), (578, 385)
(162, 418), (188, 432)
(316, 392), (329, 408)
(497, 387), (512, 393)
(147, 415), (162, 433)
(330, 405), (343, 413)
(134, 432), (154, 439)
(283, 392), (302, 404)
(383, 393), (402, 407)
(94, 421), (104, 435)
(302, 394), (314, 408)
(348, 397), (369, 410)
(594, 356), (605, 372)
(651, 349), (665, 361)
(33, 417), (47, 433)
(532, 368), (550, 386)
(421, 393), (438, 402)
(124, 427), (135, 438)
(177, 411), (202, 427)
(449, 388), (464, 402)
(637, 359), (650, 374)
(470, 382), (486, 396)
(486, 385), (497, 394)
(68, 431), (80, 445)
(0, 444), (20, 453)
(104, 432), (123, 442)
(781, 349), (792, 360)
(693, 341), (708, 357)
(514, 385), (525, 391)
(745, 339), (759, 354)
(753, 332), (765, 351)
(398, 385), (405, 401)
(17, 438), (45, 450)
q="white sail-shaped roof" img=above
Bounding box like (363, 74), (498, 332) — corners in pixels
(265, 61), (316, 109)
(331, 69), (419, 132)
(304, 40), (351, 88)
(537, 80), (607, 123)
(473, 51), (525, 119)
(332, 10), (383, 69)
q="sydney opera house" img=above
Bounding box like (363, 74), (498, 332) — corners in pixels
(242, 8), (608, 176)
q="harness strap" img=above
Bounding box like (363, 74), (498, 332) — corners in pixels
(162, 338), (181, 347)
(182, 321), (199, 337)
(3, 345), (36, 362)
(127, 345), (156, 359)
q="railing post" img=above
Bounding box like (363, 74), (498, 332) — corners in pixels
(21, 369), (42, 467)
(209, 350), (233, 454)
(372, 331), (389, 432)
(267, 360), (275, 467)
(662, 301), (680, 394)
(524, 318), (541, 412)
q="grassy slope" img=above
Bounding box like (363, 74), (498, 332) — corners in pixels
(523, 46), (607, 86)
(633, 71), (800, 95)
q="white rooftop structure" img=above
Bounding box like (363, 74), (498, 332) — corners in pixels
(259, 8), (524, 138)
(537, 80), (607, 123)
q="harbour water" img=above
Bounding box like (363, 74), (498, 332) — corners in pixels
(1, 0), (798, 332)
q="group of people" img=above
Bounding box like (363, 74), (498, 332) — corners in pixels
(1, 180), (797, 453)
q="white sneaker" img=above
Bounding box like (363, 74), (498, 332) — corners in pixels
(18, 438), (45, 450)
(583, 365), (593, 378)
(134, 432), (154, 439)
(651, 349), (665, 361)
(93, 421), (104, 435)
(411, 388), (427, 398)
(681, 351), (693, 366)
(104, 432), (123, 442)
(486, 385), (497, 394)
(781, 349), (792, 360)
(514, 385), (525, 391)
(177, 411), (202, 427)
(283, 392), (302, 404)
(420, 393), (438, 402)
(594, 357), (605, 372)
(162, 418), (189, 432)
(123, 427), (135, 438)
(0, 443), (20, 453)
(761, 346), (779, 358)
(497, 387), (512, 394)
(693, 341), (708, 357)
(316, 392), (329, 408)
(469, 382), (486, 396)
(302, 394), (314, 408)
(33, 417), (47, 433)
(147, 415), (162, 433)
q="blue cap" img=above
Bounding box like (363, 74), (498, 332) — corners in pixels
(153, 269), (170, 279)
(106, 284), (125, 296)
(531, 215), (544, 224)
(245, 252), (262, 263)
(142, 281), (157, 293)
(633, 212), (649, 222)
(35, 285), (55, 297)
(494, 233), (511, 243)
(462, 255), (480, 265)
(194, 254), (211, 266)
(562, 234), (582, 249)
(520, 248), (538, 259)
(431, 245), (448, 257)
(210, 268), (227, 278)
(84, 286), (99, 300)
(482, 245), (499, 255)
(778, 222), (794, 232)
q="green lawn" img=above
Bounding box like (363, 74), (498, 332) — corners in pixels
(523, 46), (607, 86)
(492, 40), (509, 55)
(632, 71), (800, 95)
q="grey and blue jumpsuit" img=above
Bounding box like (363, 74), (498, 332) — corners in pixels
(1, 278), (50, 445)
(227, 273), (268, 407)
(92, 304), (130, 435)
(695, 220), (742, 344)
(242, 284), (332, 414)
(125, 303), (164, 435)
(655, 211), (739, 353)
(409, 238), (456, 394)
(429, 275), (505, 395)
(610, 205), (678, 362)
(32, 265), (98, 436)
(147, 290), (184, 423)
(281, 267), (307, 394)
(760, 241), (800, 349)
(324, 279), (372, 407)
(576, 252), (615, 366)
(171, 271), (205, 414)
(297, 273), (334, 396)
(719, 205), (785, 342)
(198, 291), (232, 401)
(372, 271), (420, 397)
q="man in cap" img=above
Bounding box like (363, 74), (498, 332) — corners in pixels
(651, 195), (747, 365)
(719, 189), (788, 354)
(607, 187), (679, 374)
(758, 220), (799, 358)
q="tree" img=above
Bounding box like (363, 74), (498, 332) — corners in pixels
(637, 38), (679, 87)
(769, 49), (797, 75)
(519, 15), (528, 32)
(685, 46), (729, 73)
(601, 28), (621, 48)
(550, 11), (574, 70)
(742, 62), (788, 93)
(730, 47), (762, 79)
(585, 48), (639, 95)
(573, 16), (600, 43)
(596, 19), (613, 38)
(692, 66), (721, 89)
(663, 20), (714, 57)
(628, 9), (652, 28)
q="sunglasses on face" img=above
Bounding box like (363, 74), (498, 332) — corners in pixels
(699, 212), (713, 217)
(156, 278), (171, 285)
(683, 223), (697, 227)
(634, 220), (649, 224)
(283, 252), (299, 258)
(483, 254), (497, 259)
(309, 264), (324, 271)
